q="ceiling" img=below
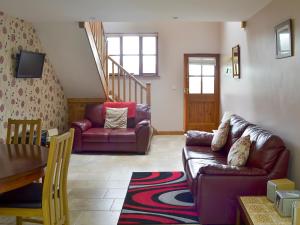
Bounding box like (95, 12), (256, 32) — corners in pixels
(0, 0), (272, 22)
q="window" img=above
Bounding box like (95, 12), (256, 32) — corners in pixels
(188, 57), (216, 94)
(107, 34), (158, 76)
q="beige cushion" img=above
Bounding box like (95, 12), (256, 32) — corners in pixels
(104, 107), (128, 129)
(211, 120), (230, 151)
(227, 135), (251, 166)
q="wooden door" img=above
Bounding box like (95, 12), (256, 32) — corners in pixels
(184, 54), (220, 132)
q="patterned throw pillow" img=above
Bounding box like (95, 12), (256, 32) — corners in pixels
(211, 120), (230, 151)
(227, 135), (251, 167)
(104, 107), (128, 129)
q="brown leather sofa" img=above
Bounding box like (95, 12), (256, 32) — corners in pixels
(71, 103), (153, 154)
(183, 115), (289, 225)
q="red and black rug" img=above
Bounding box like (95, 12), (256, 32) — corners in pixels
(118, 172), (199, 224)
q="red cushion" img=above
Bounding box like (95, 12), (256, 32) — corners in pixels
(103, 102), (136, 118)
(109, 128), (136, 143)
(82, 128), (111, 142)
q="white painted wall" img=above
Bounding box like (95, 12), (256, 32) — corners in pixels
(220, 0), (300, 186)
(34, 22), (105, 98)
(104, 21), (221, 131)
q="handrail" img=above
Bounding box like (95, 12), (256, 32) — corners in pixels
(83, 21), (109, 98)
(107, 56), (146, 89)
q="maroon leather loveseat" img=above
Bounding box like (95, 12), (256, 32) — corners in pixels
(71, 103), (152, 154)
(183, 115), (289, 225)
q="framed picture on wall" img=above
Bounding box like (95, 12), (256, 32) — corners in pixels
(275, 19), (293, 59)
(232, 45), (240, 79)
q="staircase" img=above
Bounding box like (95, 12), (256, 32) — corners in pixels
(81, 21), (151, 106)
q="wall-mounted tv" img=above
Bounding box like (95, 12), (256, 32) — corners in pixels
(16, 50), (46, 78)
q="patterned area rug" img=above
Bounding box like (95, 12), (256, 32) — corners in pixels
(118, 172), (199, 224)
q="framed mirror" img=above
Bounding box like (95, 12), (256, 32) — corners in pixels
(275, 19), (293, 59)
(232, 45), (240, 79)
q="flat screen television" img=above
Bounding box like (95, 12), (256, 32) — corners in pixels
(16, 50), (46, 78)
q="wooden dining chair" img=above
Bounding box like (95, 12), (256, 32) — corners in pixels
(6, 119), (42, 145)
(0, 128), (74, 225)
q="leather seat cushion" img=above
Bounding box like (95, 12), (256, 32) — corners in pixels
(109, 129), (136, 143)
(82, 128), (111, 142)
(187, 157), (227, 180)
(183, 146), (227, 162)
(185, 157), (227, 195)
(0, 183), (42, 208)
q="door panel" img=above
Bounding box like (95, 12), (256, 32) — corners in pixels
(184, 54), (220, 132)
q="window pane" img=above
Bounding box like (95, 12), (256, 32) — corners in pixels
(123, 36), (139, 54)
(189, 77), (201, 94)
(189, 64), (201, 76)
(107, 37), (120, 55)
(202, 65), (215, 76)
(202, 77), (214, 94)
(123, 56), (139, 75)
(143, 37), (156, 54)
(143, 56), (156, 73)
(108, 56), (120, 74)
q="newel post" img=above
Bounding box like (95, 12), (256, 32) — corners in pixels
(146, 82), (151, 106)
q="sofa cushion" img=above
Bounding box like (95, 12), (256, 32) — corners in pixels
(185, 157), (227, 195)
(183, 146), (227, 162)
(211, 120), (230, 151)
(85, 104), (105, 127)
(109, 128), (136, 143)
(227, 135), (251, 167)
(187, 157), (227, 180)
(82, 128), (111, 142)
(104, 108), (128, 129)
(186, 131), (214, 146)
(243, 125), (285, 172)
(223, 115), (252, 153)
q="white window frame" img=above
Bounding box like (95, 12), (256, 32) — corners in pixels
(106, 33), (158, 76)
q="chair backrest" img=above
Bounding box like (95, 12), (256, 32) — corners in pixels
(6, 118), (42, 145)
(42, 128), (74, 225)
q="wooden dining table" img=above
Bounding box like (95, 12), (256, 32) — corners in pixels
(0, 144), (48, 194)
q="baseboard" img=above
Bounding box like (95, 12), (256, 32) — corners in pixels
(155, 131), (185, 135)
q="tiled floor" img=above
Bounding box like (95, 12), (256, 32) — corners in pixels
(0, 135), (185, 225)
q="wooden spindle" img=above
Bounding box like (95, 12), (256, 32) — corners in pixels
(135, 81), (137, 102)
(112, 62), (115, 101)
(140, 86), (143, 104)
(118, 68), (121, 101)
(146, 82), (151, 106)
(129, 77), (132, 101)
(123, 72), (126, 101)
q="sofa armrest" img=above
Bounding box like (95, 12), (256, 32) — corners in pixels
(71, 119), (92, 132)
(199, 164), (267, 176)
(135, 120), (150, 132)
(186, 130), (214, 146)
(71, 119), (92, 153)
(135, 120), (152, 154)
(196, 174), (268, 224)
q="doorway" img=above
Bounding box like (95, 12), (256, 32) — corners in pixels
(184, 54), (220, 132)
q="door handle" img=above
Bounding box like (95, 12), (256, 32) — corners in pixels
(184, 88), (189, 94)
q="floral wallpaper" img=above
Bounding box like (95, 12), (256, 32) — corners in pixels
(0, 11), (68, 143)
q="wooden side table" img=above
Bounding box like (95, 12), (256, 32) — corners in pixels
(237, 196), (291, 225)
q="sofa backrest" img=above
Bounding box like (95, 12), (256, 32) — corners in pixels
(223, 115), (251, 153)
(85, 104), (105, 127)
(242, 125), (286, 172)
(85, 103), (151, 128)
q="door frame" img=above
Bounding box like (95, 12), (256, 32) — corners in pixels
(183, 53), (220, 132)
